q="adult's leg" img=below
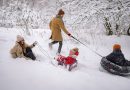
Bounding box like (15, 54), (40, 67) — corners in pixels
(58, 41), (62, 54)
(51, 41), (58, 44)
(26, 47), (32, 53)
(49, 41), (62, 54)
(25, 47), (36, 60)
(49, 41), (58, 49)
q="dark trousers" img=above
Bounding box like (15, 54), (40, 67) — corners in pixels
(24, 47), (36, 60)
(68, 60), (78, 71)
(51, 41), (62, 53)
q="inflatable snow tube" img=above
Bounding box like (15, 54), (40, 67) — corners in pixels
(100, 57), (130, 76)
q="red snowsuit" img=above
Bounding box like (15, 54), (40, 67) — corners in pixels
(65, 57), (76, 65)
(56, 50), (79, 65)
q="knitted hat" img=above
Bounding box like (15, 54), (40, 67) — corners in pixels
(58, 9), (65, 15)
(17, 35), (24, 42)
(113, 44), (121, 50)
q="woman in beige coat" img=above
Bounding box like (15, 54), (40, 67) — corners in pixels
(49, 9), (72, 54)
(10, 35), (37, 60)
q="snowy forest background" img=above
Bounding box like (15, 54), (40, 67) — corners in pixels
(0, 0), (130, 36)
(0, 1), (130, 90)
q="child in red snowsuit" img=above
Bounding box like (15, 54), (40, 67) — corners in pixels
(55, 48), (79, 71)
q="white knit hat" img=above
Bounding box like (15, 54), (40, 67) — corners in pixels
(17, 35), (24, 42)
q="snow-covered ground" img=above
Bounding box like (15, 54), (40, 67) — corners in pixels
(0, 28), (130, 90)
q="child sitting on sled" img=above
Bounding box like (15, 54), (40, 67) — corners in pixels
(55, 47), (79, 71)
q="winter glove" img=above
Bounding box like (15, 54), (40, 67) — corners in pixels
(33, 41), (37, 46)
(68, 33), (72, 37)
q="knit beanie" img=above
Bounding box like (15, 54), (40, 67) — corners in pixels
(17, 35), (24, 42)
(113, 44), (121, 50)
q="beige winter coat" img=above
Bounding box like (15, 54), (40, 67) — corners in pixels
(49, 15), (70, 41)
(10, 42), (34, 59)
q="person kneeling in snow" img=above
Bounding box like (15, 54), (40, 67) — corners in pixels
(10, 35), (37, 60)
(106, 44), (130, 66)
(55, 47), (79, 71)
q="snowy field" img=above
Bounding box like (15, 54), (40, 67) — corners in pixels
(0, 28), (130, 90)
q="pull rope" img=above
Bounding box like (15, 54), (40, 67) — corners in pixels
(71, 36), (104, 58)
(37, 42), (57, 66)
(37, 42), (53, 59)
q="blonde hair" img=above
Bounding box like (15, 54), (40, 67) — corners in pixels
(72, 47), (79, 52)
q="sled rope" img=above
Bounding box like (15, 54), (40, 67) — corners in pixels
(71, 36), (103, 58)
(37, 42), (53, 59)
(37, 43), (58, 66)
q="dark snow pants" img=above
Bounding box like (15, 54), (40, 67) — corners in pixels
(50, 41), (62, 54)
(24, 47), (36, 60)
(68, 60), (78, 71)
(64, 60), (78, 71)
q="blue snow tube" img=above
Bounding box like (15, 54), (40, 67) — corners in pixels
(100, 57), (130, 76)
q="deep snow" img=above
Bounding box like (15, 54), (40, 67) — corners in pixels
(0, 28), (130, 90)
